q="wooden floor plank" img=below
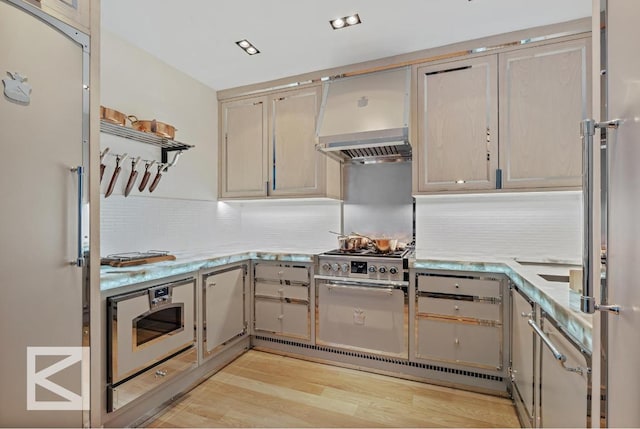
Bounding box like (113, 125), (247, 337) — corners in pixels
(141, 350), (519, 428)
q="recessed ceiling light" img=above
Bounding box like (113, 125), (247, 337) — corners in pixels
(235, 39), (260, 55)
(330, 13), (361, 30)
(345, 15), (359, 25)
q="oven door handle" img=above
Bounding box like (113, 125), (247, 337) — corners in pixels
(326, 283), (394, 295)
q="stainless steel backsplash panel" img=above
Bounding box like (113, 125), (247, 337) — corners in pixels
(342, 162), (413, 241)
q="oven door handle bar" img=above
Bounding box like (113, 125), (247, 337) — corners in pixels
(326, 283), (394, 295)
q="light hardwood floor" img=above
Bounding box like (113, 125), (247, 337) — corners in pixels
(142, 350), (520, 428)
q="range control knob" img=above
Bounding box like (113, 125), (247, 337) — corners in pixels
(378, 266), (387, 274)
(331, 263), (340, 272)
(322, 263), (331, 271)
(368, 265), (377, 273)
(341, 263), (350, 273)
(389, 267), (398, 275)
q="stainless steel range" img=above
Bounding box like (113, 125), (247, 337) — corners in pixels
(316, 248), (410, 285)
(315, 248), (412, 359)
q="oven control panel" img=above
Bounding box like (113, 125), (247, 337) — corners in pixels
(318, 257), (405, 282)
(148, 285), (173, 308)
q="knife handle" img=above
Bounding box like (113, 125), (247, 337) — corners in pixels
(100, 163), (105, 182)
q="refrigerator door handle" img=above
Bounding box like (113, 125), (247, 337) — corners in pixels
(70, 165), (85, 267)
(580, 118), (620, 314)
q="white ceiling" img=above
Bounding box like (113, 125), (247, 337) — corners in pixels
(100, 0), (592, 91)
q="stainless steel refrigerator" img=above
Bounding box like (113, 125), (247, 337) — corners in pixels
(0, 0), (89, 426)
(585, 0), (640, 426)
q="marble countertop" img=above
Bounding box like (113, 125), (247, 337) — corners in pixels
(411, 256), (592, 352)
(100, 249), (591, 352)
(100, 248), (320, 292)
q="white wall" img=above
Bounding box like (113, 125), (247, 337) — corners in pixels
(100, 30), (217, 201)
(415, 191), (582, 262)
(100, 31), (341, 256)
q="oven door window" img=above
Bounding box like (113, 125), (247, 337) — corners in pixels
(133, 304), (184, 349)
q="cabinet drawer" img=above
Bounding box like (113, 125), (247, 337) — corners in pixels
(255, 281), (309, 301)
(418, 275), (501, 297)
(417, 318), (502, 369)
(418, 297), (501, 321)
(255, 264), (309, 283)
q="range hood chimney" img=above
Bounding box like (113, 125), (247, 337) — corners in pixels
(315, 67), (411, 164)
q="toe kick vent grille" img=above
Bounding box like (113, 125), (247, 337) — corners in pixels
(253, 335), (503, 382)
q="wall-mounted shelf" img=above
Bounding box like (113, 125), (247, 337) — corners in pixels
(100, 120), (194, 163)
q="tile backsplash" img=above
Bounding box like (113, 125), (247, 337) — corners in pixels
(100, 196), (341, 256)
(415, 191), (582, 262)
(102, 191), (581, 262)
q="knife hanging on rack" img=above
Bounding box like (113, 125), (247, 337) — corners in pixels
(148, 163), (167, 193)
(124, 156), (141, 197)
(105, 153), (127, 198)
(137, 160), (156, 192)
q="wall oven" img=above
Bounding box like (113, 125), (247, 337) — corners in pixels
(107, 277), (196, 412)
(315, 249), (410, 359)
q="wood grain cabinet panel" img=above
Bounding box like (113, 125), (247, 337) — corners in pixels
(219, 85), (340, 199)
(414, 37), (590, 194)
(220, 96), (268, 198)
(416, 55), (499, 192)
(499, 38), (590, 189)
(269, 87), (326, 196)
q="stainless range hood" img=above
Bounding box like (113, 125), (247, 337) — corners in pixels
(315, 67), (411, 164)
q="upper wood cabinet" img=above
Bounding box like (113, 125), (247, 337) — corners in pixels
(499, 38), (590, 189)
(416, 55), (499, 192)
(268, 87), (325, 197)
(414, 36), (590, 194)
(220, 96), (269, 198)
(220, 85), (340, 199)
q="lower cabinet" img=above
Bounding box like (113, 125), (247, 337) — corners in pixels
(417, 318), (502, 368)
(510, 287), (536, 427)
(413, 272), (506, 372)
(538, 313), (590, 428)
(252, 262), (312, 341)
(202, 264), (248, 360)
(511, 286), (591, 428)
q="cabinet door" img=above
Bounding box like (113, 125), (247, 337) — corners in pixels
(220, 96), (268, 197)
(416, 318), (501, 368)
(254, 298), (282, 334)
(539, 318), (589, 428)
(203, 267), (246, 356)
(499, 38), (590, 189)
(268, 86), (326, 197)
(511, 289), (535, 424)
(281, 302), (310, 339)
(416, 55), (499, 192)
(416, 318), (458, 362)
